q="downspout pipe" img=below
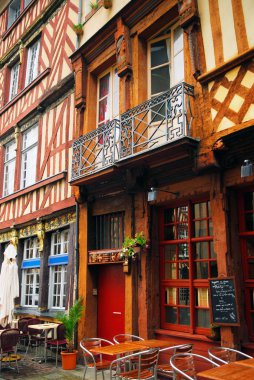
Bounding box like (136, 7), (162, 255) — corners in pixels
(76, 0), (82, 49)
(75, 201), (79, 300)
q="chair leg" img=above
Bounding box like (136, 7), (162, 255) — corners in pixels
(56, 343), (58, 368)
(82, 366), (87, 380)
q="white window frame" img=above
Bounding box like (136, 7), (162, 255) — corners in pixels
(97, 66), (119, 128)
(48, 265), (67, 309)
(25, 39), (40, 87)
(23, 237), (40, 259)
(21, 268), (40, 307)
(48, 230), (69, 309)
(9, 62), (20, 101)
(20, 124), (38, 189)
(7, 0), (20, 29)
(148, 23), (184, 98)
(3, 139), (16, 197)
(21, 237), (40, 307)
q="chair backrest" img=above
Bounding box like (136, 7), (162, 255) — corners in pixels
(80, 337), (113, 365)
(170, 353), (219, 380)
(113, 334), (144, 343)
(208, 346), (253, 365)
(0, 328), (20, 353)
(17, 317), (31, 334)
(27, 318), (42, 335)
(138, 348), (160, 372)
(56, 323), (66, 340)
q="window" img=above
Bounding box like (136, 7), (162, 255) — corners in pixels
(148, 25), (184, 97)
(239, 190), (254, 340)
(48, 230), (69, 309)
(21, 124), (38, 188)
(95, 212), (124, 249)
(97, 67), (119, 128)
(7, 0), (20, 29)
(21, 237), (40, 307)
(25, 39), (40, 86)
(9, 62), (20, 101)
(160, 201), (217, 334)
(3, 140), (16, 197)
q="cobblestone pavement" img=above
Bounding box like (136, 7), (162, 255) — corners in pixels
(0, 352), (109, 380)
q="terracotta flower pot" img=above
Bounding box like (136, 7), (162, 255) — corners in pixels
(61, 350), (78, 370)
(103, 0), (112, 9)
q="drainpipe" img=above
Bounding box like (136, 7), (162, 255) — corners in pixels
(75, 201), (79, 300)
(76, 0), (83, 49)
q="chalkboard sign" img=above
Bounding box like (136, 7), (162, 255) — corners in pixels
(209, 277), (239, 326)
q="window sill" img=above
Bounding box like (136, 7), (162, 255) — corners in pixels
(155, 329), (219, 343)
(0, 171), (66, 205)
(0, 68), (50, 117)
(14, 307), (62, 319)
(2, 0), (37, 41)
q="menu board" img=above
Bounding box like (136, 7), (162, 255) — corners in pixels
(209, 277), (239, 325)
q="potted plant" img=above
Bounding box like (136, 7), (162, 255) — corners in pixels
(72, 23), (83, 36)
(207, 323), (221, 341)
(103, 0), (112, 8)
(121, 231), (147, 260)
(89, 0), (99, 10)
(56, 298), (84, 370)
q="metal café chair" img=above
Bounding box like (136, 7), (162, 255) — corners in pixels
(157, 344), (193, 378)
(113, 334), (144, 343)
(25, 318), (45, 358)
(46, 323), (66, 367)
(80, 337), (114, 380)
(109, 348), (160, 380)
(0, 328), (20, 373)
(208, 346), (253, 365)
(17, 317), (31, 349)
(170, 353), (219, 380)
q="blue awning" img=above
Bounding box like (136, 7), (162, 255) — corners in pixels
(48, 254), (68, 266)
(21, 259), (41, 269)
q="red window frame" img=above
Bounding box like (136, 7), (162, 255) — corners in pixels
(159, 199), (217, 335)
(238, 189), (254, 341)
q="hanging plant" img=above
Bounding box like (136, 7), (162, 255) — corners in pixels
(120, 232), (147, 260)
(72, 23), (83, 36)
(89, 0), (99, 10)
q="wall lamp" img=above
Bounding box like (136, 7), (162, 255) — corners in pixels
(241, 160), (253, 178)
(147, 187), (180, 201)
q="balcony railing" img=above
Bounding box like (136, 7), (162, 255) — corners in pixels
(72, 82), (194, 181)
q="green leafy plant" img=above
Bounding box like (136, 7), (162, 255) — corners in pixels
(121, 232), (147, 259)
(56, 298), (84, 352)
(89, 0), (99, 10)
(73, 23), (83, 31)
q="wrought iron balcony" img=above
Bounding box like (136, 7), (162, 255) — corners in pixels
(71, 82), (194, 181)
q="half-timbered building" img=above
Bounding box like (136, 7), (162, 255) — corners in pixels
(71, 0), (254, 357)
(0, 0), (78, 319)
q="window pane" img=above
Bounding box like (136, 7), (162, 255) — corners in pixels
(245, 214), (254, 231)
(165, 263), (176, 279)
(196, 288), (209, 307)
(179, 288), (189, 305)
(25, 40), (40, 86)
(179, 244), (189, 259)
(165, 306), (177, 324)
(164, 208), (174, 223)
(248, 260), (254, 279)
(194, 202), (207, 218)
(179, 263), (189, 279)
(151, 39), (170, 68)
(99, 73), (110, 98)
(151, 66), (170, 95)
(244, 192), (254, 211)
(194, 220), (207, 237)
(164, 225), (174, 240)
(165, 287), (176, 304)
(196, 309), (210, 328)
(195, 242), (208, 259)
(8, 0), (20, 28)
(195, 262), (208, 279)
(247, 238), (254, 256)
(9, 62), (19, 100)
(210, 261), (218, 277)
(165, 245), (176, 260)
(179, 308), (190, 325)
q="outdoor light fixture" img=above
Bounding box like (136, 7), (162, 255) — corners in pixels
(147, 187), (180, 201)
(241, 160), (253, 178)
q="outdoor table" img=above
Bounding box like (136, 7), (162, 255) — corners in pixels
(131, 339), (176, 349)
(234, 358), (254, 367)
(197, 361), (254, 379)
(27, 322), (59, 363)
(90, 341), (148, 356)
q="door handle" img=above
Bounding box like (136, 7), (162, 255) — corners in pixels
(112, 312), (122, 315)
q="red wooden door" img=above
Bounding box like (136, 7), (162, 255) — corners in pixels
(97, 264), (125, 341)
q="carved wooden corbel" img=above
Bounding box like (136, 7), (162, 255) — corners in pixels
(115, 18), (132, 77)
(36, 222), (45, 252)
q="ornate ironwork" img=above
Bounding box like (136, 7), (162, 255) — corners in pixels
(71, 82), (194, 180)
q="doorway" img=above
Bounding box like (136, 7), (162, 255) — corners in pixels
(97, 264), (125, 341)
